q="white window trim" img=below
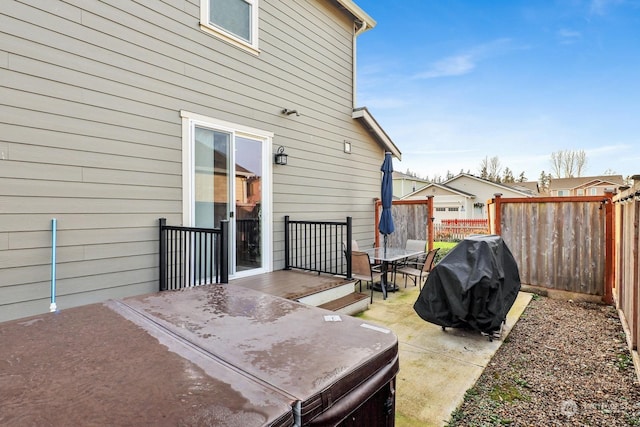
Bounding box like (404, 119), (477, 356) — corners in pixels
(200, 0), (260, 55)
(180, 110), (273, 274)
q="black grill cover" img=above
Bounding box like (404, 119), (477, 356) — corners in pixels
(413, 235), (521, 334)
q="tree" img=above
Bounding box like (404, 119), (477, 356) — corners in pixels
(502, 167), (515, 183)
(550, 149), (588, 178)
(517, 171), (527, 183)
(479, 163), (488, 180)
(479, 156), (502, 182)
(538, 170), (552, 194)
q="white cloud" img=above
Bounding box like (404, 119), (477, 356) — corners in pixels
(413, 38), (516, 80)
(557, 28), (582, 44)
(413, 54), (476, 79)
(585, 144), (632, 155)
(589, 0), (626, 15)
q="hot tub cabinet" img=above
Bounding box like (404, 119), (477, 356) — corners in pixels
(0, 284), (398, 426)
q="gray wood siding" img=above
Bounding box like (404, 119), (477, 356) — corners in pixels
(0, 0), (385, 321)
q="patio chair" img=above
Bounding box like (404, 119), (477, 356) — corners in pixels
(396, 248), (439, 290)
(343, 240), (381, 271)
(389, 239), (427, 285)
(403, 239), (428, 267)
(351, 250), (383, 303)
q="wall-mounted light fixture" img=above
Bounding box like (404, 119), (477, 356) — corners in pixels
(344, 140), (352, 154)
(274, 146), (288, 165)
(282, 108), (300, 117)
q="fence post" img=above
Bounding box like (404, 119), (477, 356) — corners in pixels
(284, 216), (291, 270)
(604, 191), (614, 304)
(426, 196), (434, 251)
(346, 216), (352, 279)
(220, 220), (229, 284)
(374, 199), (381, 249)
(493, 193), (503, 235)
(159, 218), (167, 291)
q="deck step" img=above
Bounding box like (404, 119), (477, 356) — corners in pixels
(296, 281), (356, 307)
(318, 292), (370, 316)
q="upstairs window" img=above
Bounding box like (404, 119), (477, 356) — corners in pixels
(201, 0), (259, 53)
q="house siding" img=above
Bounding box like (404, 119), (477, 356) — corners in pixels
(0, 0), (384, 321)
(445, 176), (526, 202)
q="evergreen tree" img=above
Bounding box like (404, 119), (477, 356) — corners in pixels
(503, 167), (515, 183)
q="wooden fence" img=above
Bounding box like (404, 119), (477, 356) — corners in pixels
(488, 193), (613, 302)
(434, 219), (489, 241)
(374, 198), (434, 250)
(613, 177), (640, 353)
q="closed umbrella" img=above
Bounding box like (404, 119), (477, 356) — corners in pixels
(379, 152), (395, 254)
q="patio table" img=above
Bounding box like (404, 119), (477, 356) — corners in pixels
(363, 247), (425, 300)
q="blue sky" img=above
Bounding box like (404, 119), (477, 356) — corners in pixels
(355, 0), (640, 182)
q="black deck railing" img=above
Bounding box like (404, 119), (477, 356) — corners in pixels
(159, 218), (229, 291)
(284, 216), (352, 278)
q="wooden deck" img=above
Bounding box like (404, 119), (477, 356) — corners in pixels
(231, 270), (352, 301)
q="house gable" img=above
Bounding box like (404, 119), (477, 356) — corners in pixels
(444, 174), (533, 199)
(402, 174), (532, 223)
(549, 175), (625, 196)
(404, 183), (474, 199)
(392, 171), (429, 198)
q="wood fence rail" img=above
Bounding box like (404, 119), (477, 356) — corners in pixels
(613, 176), (640, 358)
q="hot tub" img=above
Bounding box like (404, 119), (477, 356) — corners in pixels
(1, 284), (398, 426)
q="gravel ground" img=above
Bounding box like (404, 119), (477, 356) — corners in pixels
(447, 295), (640, 426)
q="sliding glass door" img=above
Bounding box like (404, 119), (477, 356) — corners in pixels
(184, 112), (271, 278)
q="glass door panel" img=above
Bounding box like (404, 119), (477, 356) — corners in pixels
(193, 126), (230, 283)
(235, 136), (262, 272)
(192, 127), (263, 276)
(194, 127), (230, 228)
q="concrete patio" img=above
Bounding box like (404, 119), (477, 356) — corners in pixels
(356, 284), (533, 426)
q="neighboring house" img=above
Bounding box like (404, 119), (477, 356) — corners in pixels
(392, 171), (430, 198)
(0, 0), (400, 321)
(549, 175), (625, 197)
(403, 173), (533, 222)
(504, 181), (540, 196)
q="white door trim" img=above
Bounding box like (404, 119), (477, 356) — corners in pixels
(180, 110), (273, 277)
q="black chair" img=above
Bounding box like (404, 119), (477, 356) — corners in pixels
(396, 248), (439, 289)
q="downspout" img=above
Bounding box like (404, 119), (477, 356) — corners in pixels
(50, 218), (58, 312)
(352, 20), (368, 108)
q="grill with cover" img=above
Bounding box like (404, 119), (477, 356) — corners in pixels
(413, 235), (521, 337)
